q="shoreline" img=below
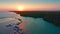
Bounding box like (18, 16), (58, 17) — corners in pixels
(10, 11), (60, 26)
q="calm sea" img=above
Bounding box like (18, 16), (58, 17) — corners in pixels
(22, 16), (60, 34)
(0, 11), (60, 34)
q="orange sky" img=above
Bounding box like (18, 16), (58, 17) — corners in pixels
(0, 0), (60, 11)
(0, 3), (60, 11)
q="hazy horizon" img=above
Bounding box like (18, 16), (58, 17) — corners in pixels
(0, 0), (60, 11)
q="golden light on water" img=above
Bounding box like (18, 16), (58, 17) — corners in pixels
(17, 6), (24, 11)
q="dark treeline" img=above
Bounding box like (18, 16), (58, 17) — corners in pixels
(10, 11), (60, 26)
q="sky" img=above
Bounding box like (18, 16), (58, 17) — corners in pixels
(0, 0), (60, 11)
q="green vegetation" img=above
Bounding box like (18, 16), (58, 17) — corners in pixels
(10, 11), (60, 26)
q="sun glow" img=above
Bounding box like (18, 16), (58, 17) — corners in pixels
(17, 6), (24, 11)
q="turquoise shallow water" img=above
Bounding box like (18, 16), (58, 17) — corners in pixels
(0, 11), (60, 34)
(22, 17), (60, 34)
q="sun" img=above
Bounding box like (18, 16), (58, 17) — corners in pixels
(17, 6), (24, 11)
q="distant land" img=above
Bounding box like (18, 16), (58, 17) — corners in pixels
(10, 11), (60, 26)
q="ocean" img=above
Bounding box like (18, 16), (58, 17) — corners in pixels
(0, 11), (60, 34)
(22, 15), (60, 34)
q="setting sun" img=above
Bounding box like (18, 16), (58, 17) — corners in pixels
(17, 6), (24, 11)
